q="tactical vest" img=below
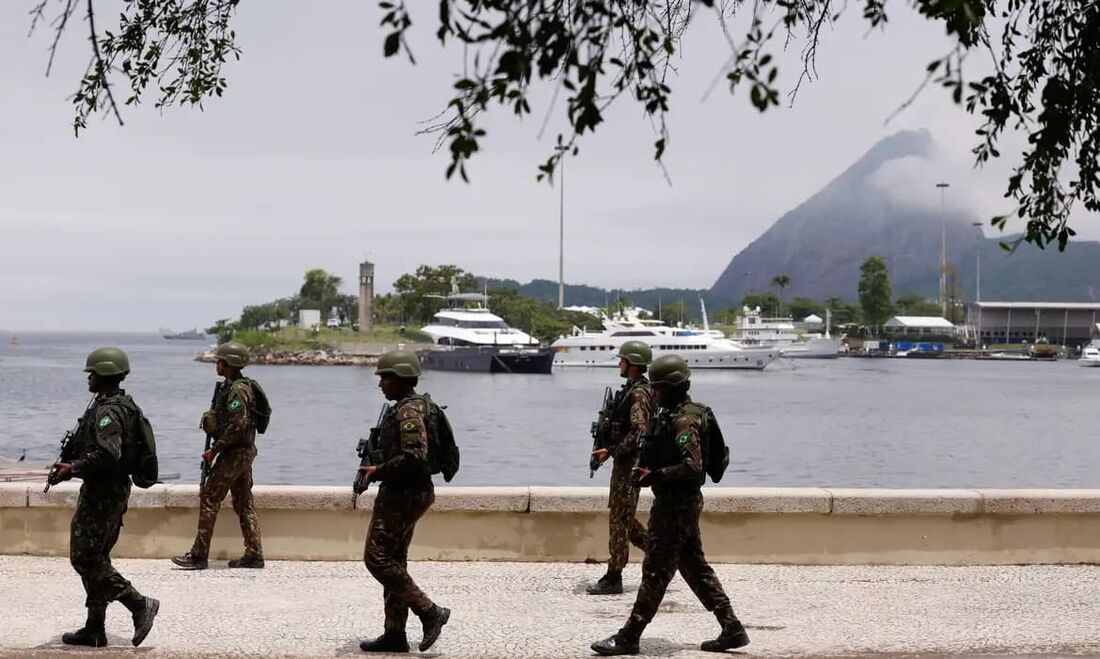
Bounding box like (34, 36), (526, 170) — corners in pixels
(76, 391), (158, 486)
(377, 394), (460, 482)
(377, 404), (403, 460)
(639, 402), (707, 489)
(213, 377), (256, 442)
(610, 378), (649, 441)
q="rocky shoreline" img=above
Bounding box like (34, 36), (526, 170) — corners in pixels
(195, 349), (378, 366)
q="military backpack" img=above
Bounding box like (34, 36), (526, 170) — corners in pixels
(415, 394), (460, 482)
(235, 377), (273, 435)
(681, 402), (730, 483)
(107, 394), (160, 489)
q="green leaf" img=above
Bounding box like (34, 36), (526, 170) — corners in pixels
(383, 32), (401, 57)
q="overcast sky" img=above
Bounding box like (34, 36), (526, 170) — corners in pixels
(0, 2), (1080, 331)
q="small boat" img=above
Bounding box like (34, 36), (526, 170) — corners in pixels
(420, 289), (553, 374)
(0, 453), (42, 483)
(983, 352), (1032, 361)
(0, 455), (180, 483)
(1078, 345), (1100, 367)
(161, 328), (208, 340)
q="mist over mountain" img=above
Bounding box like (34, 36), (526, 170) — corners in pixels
(709, 129), (1100, 304)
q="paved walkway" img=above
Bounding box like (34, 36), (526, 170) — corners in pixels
(2, 557), (1099, 657)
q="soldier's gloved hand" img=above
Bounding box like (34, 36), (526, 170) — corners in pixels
(53, 463), (74, 482)
(590, 448), (610, 465)
(200, 411), (216, 435)
(358, 465), (378, 482)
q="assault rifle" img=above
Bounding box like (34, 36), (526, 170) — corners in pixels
(352, 403), (391, 506)
(44, 396), (96, 493)
(200, 381), (224, 492)
(589, 386), (615, 477)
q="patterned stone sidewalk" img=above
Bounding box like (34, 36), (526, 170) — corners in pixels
(2, 557), (1099, 657)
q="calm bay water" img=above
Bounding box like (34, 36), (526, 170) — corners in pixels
(1, 331), (1096, 488)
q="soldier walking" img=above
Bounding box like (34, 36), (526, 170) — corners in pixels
(49, 347), (159, 647)
(173, 342), (264, 569)
(357, 349), (450, 653)
(587, 340), (655, 595)
(591, 355), (748, 655)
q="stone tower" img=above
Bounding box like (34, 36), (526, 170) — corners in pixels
(358, 261), (375, 332)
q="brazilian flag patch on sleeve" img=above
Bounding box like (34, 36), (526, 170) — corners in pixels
(676, 431), (692, 446)
(401, 420), (417, 432)
(228, 398), (243, 411)
(98, 416), (112, 429)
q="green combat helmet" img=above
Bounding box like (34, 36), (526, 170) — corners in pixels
(84, 346), (131, 376)
(375, 349), (422, 379)
(648, 354), (691, 386)
(616, 340), (653, 366)
(215, 342), (250, 369)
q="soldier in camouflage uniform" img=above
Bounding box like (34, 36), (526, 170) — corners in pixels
(173, 342), (264, 569)
(592, 354), (749, 656)
(356, 349), (450, 653)
(50, 347), (160, 648)
(587, 340), (655, 595)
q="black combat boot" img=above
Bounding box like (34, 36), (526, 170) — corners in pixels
(417, 604), (450, 651)
(228, 556), (265, 569)
(171, 552), (208, 570)
(121, 594), (160, 647)
(700, 607), (749, 652)
(359, 631), (410, 653)
(61, 606), (107, 647)
(586, 570), (624, 595)
(591, 631), (640, 656)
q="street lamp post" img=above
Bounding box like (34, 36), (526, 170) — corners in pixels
(555, 147), (568, 310)
(972, 221), (982, 346)
(936, 182), (951, 317)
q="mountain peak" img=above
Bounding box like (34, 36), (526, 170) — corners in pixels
(836, 128), (934, 186)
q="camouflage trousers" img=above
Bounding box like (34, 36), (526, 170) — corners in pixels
(364, 482), (435, 633)
(607, 458), (648, 571)
(191, 446), (263, 559)
(621, 490), (733, 638)
(71, 480), (141, 609)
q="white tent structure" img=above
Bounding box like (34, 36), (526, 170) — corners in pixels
(883, 316), (956, 336)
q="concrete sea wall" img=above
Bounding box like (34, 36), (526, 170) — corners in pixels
(1, 484), (1098, 565)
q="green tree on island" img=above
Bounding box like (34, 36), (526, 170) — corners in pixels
(825, 297), (863, 327)
(895, 294), (942, 317)
(740, 293), (780, 318)
(787, 297), (824, 321)
(28, 1), (1100, 248)
(299, 269), (344, 318)
(858, 257), (894, 333)
(394, 265), (479, 322)
(771, 274), (791, 317)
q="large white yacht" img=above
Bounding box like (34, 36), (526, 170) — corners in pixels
(729, 307), (840, 359)
(419, 292), (553, 373)
(551, 308), (778, 370)
(420, 292), (539, 347)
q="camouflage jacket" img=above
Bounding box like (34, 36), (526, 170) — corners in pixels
(608, 376), (656, 461)
(211, 376), (256, 454)
(70, 389), (132, 484)
(640, 395), (706, 492)
(372, 393), (432, 485)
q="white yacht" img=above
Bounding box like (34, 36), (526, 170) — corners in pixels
(729, 307), (840, 359)
(420, 292), (539, 347)
(1079, 345), (1100, 367)
(551, 308), (777, 370)
(419, 292), (553, 373)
